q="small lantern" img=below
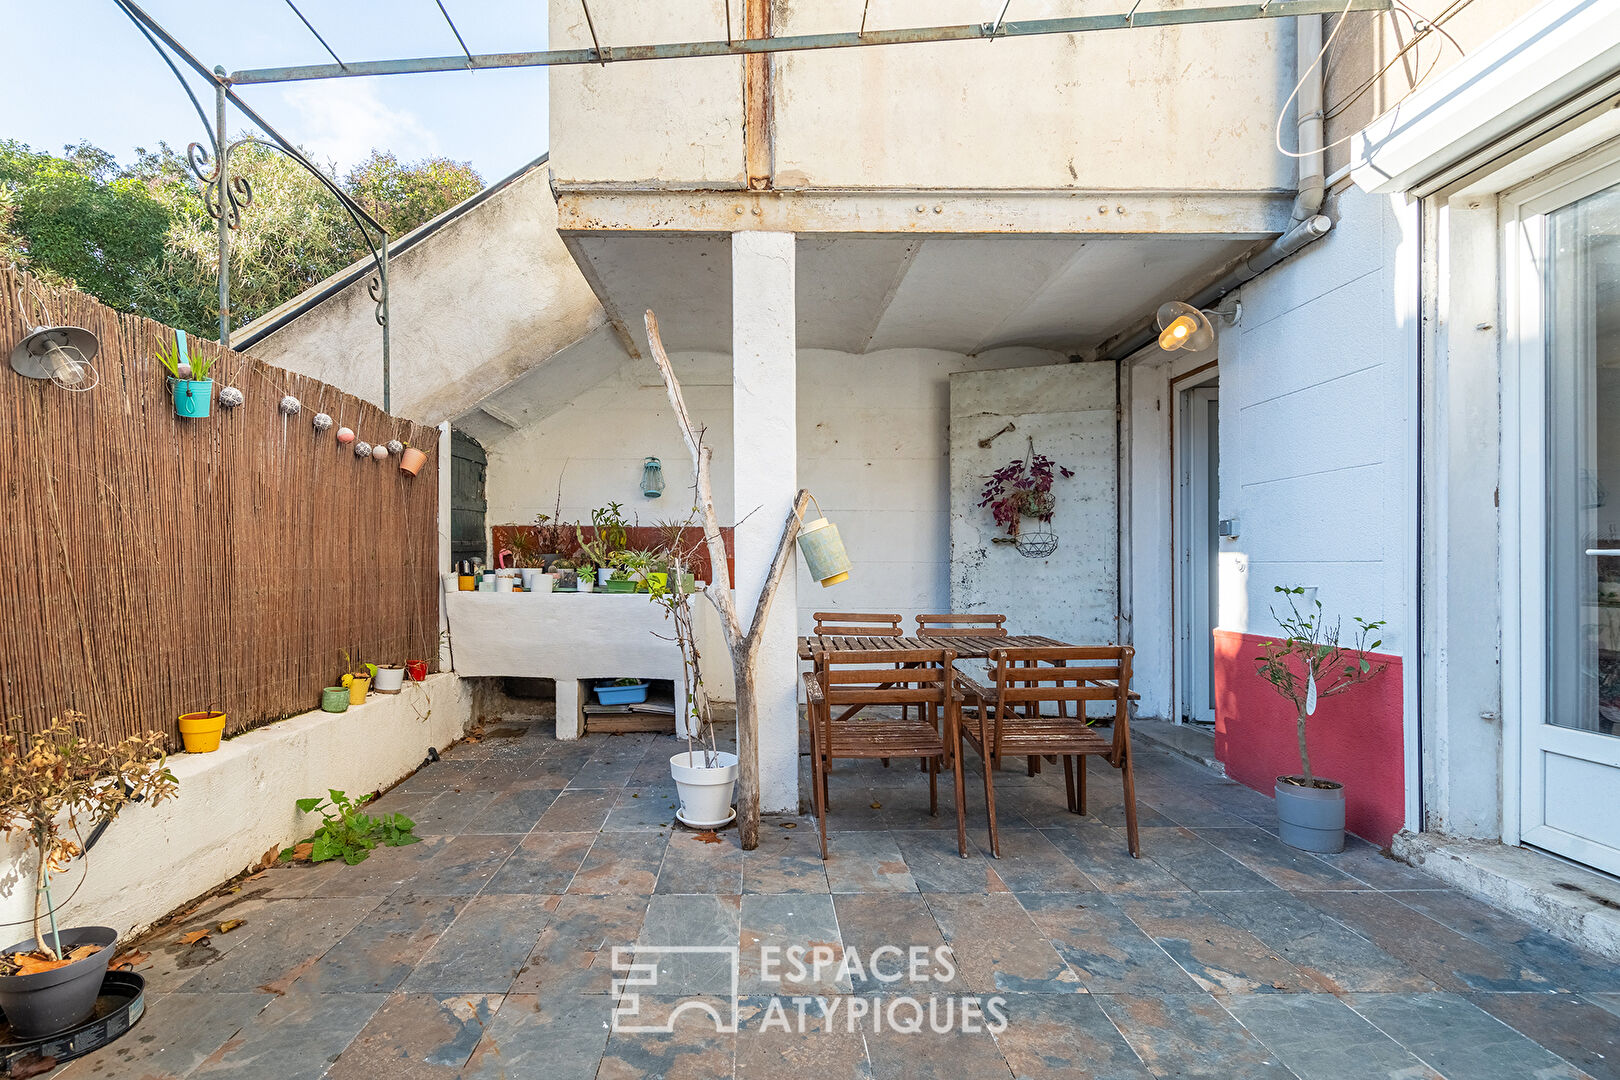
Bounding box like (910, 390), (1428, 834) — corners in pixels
(641, 456), (665, 498)
(796, 495), (851, 588)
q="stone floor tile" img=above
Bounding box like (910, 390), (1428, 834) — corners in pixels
(465, 787), (561, 833)
(990, 993), (1155, 1080)
(825, 831), (921, 893)
(174, 895), (384, 994)
(1018, 891), (1205, 995)
(975, 828), (1095, 893)
(635, 893), (743, 996)
(569, 830), (669, 894)
(394, 833), (522, 896)
(1225, 992), (1443, 1080)
(187, 991), (386, 1080)
(1345, 991), (1592, 1080)
(893, 828), (1008, 894)
(483, 830), (594, 894)
(597, 995), (738, 1079)
(536, 788), (619, 832)
(743, 824), (833, 893)
(1200, 889), (1437, 993)
(1589, 992), (1620, 1019)
(1467, 991), (1620, 1080)
(658, 825), (744, 894)
(1112, 889), (1324, 995)
(402, 894), (559, 993)
(737, 892), (848, 995)
(398, 760), (479, 793)
(832, 892), (969, 995)
(1196, 826), (1368, 891)
(605, 786), (682, 831)
(408, 789), (500, 836)
(300, 893), (466, 993)
(1042, 822), (1188, 893)
(1306, 835), (1450, 891)
(1096, 993), (1296, 1079)
(1394, 888), (1620, 994)
(310, 835), (451, 898)
(55, 991), (272, 1080)
(736, 994), (874, 1079)
(863, 1000), (1013, 1080)
(1140, 826), (1284, 892)
(324, 991), (503, 1079)
(511, 893), (649, 996)
(1304, 889), (1561, 993)
(926, 892), (1080, 994)
(459, 993), (614, 1079)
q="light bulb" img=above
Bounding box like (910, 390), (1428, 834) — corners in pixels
(41, 340), (86, 386)
(1158, 315), (1198, 352)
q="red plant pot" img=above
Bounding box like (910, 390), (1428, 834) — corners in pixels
(406, 660), (429, 682)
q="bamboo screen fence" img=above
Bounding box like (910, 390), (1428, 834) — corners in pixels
(0, 269), (440, 745)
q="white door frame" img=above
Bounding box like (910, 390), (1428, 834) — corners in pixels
(1173, 371), (1219, 725)
(1502, 144), (1620, 871)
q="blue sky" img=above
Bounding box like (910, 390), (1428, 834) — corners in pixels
(4, 0), (550, 184)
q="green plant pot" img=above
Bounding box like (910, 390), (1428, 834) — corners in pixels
(603, 579), (637, 594)
(321, 687), (350, 713)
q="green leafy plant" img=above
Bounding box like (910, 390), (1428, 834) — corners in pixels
(285, 789), (418, 865)
(576, 502), (630, 569)
(154, 337), (215, 381)
(504, 528), (543, 569)
(1255, 587), (1388, 788)
(609, 549), (651, 582)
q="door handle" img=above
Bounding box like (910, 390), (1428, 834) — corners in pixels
(1585, 549), (1620, 556)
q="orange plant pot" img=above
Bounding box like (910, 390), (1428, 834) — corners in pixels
(178, 711), (226, 753)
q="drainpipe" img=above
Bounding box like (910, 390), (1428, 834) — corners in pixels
(1099, 14), (1331, 361)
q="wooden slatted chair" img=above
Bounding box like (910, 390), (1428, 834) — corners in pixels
(813, 611), (905, 637)
(955, 646), (1139, 859)
(804, 647), (967, 860)
(915, 613), (1009, 638)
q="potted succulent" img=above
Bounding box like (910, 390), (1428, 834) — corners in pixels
(1255, 587), (1387, 853)
(575, 560), (597, 593)
(0, 712), (178, 1038)
(576, 503), (630, 586)
(648, 556), (736, 827)
(156, 336), (218, 419)
(601, 552), (640, 594)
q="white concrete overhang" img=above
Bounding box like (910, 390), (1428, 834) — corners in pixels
(1350, 0), (1620, 198)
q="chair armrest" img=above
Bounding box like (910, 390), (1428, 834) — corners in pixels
(953, 669), (993, 701)
(801, 671), (824, 704)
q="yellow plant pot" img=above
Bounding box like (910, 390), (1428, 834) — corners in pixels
(178, 711), (227, 753)
(341, 674), (370, 705)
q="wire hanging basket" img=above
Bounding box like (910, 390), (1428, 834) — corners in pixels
(1015, 529), (1058, 558)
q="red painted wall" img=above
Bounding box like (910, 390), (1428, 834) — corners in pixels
(1212, 630), (1406, 847)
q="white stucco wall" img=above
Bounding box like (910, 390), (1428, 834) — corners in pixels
(0, 677), (473, 944)
(480, 343), (1068, 700)
(1217, 182), (1417, 653)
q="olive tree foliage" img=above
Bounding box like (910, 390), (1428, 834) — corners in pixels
(0, 138), (482, 341)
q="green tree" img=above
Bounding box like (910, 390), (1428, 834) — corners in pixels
(346, 151), (482, 239)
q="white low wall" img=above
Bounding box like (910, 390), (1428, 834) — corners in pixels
(0, 675), (473, 945)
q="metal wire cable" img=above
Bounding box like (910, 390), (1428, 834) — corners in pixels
(434, 0), (475, 66)
(283, 0), (348, 71)
(1323, 0), (1472, 121)
(109, 0), (215, 146)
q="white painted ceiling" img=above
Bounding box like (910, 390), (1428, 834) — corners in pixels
(569, 231), (1263, 357)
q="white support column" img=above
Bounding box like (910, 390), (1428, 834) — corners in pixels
(732, 231), (798, 813)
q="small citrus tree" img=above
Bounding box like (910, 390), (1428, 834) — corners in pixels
(0, 713), (178, 960)
(1254, 587), (1387, 788)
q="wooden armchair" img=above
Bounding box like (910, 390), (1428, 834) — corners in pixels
(804, 648), (967, 860)
(955, 646), (1139, 859)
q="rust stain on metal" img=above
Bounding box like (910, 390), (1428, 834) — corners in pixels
(745, 0), (774, 189)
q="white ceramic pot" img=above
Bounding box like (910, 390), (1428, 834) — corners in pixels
(598, 567), (614, 587)
(669, 750), (738, 827)
(495, 576), (514, 593)
(373, 665), (405, 693)
(442, 572), (459, 593)
(578, 579), (594, 593)
(520, 568), (547, 591)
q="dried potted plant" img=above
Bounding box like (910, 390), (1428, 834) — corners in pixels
(648, 553), (735, 827)
(1255, 586), (1387, 853)
(0, 712), (178, 1037)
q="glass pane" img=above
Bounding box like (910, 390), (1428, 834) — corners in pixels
(1546, 180), (1620, 736)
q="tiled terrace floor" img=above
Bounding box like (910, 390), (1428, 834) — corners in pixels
(67, 713), (1620, 1080)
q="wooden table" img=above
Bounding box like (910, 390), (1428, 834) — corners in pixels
(797, 634), (1064, 660)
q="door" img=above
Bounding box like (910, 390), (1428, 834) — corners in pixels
(1179, 385), (1219, 725)
(948, 364), (1118, 644)
(1508, 152), (1620, 875)
(450, 428), (488, 567)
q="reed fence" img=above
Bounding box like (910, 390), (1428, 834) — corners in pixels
(0, 268), (440, 746)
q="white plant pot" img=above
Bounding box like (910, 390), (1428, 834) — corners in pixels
(669, 750), (738, 828)
(598, 568), (613, 587)
(520, 569), (548, 592)
(495, 576), (514, 593)
(578, 580), (594, 593)
(373, 665), (405, 693)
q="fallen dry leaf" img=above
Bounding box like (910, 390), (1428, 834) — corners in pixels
(178, 930), (211, 946)
(869, 802), (882, 809)
(290, 842), (314, 862)
(254, 846), (279, 871)
(217, 919), (245, 934)
(63, 944), (103, 962)
(109, 949), (149, 971)
(694, 830), (722, 845)
(9, 1053), (57, 1078)
(10, 954), (72, 976)
(780, 822), (797, 829)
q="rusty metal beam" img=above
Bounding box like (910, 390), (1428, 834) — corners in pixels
(227, 0), (1391, 84)
(743, 0), (773, 190)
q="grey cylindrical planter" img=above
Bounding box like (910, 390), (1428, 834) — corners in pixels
(1274, 777), (1346, 853)
(0, 926), (118, 1038)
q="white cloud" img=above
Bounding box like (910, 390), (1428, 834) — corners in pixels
(278, 82), (439, 175)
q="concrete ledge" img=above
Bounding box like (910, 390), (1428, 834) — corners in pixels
(1393, 830), (1620, 962)
(1131, 717), (1225, 774)
(0, 675), (473, 943)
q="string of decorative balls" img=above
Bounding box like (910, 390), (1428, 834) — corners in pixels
(265, 393), (407, 459)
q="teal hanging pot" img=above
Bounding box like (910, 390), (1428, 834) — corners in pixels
(796, 495), (851, 587)
(171, 378), (214, 418)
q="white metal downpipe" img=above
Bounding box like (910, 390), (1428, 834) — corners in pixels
(1098, 13), (1331, 361)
